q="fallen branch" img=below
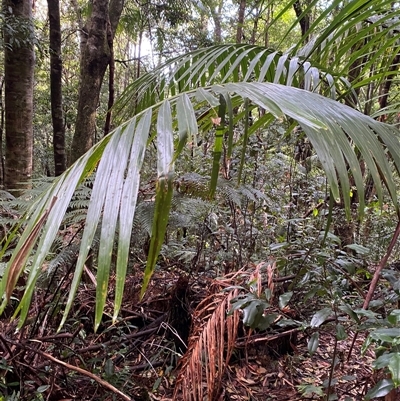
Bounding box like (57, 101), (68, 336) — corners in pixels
(38, 350), (132, 401)
(2, 336), (132, 401)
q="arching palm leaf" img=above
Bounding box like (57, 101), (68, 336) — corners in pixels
(292, 0), (400, 113)
(1, 82), (400, 331)
(115, 43), (346, 120)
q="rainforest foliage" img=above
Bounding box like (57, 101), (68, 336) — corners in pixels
(2, 0), (400, 400)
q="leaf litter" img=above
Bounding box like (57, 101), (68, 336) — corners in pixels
(0, 263), (391, 400)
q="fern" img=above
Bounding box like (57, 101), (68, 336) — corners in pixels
(46, 243), (80, 276)
(132, 201), (154, 237)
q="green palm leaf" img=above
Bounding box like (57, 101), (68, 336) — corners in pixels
(292, 0), (400, 113)
(2, 81), (400, 330)
(141, 101), (174, 298)
(115, 43), (348, 121)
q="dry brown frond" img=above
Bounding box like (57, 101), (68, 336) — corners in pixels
(173, 285), (239, 401)
(5, 197), (57, 301)
(249, 262), (262, 298)
(267, 260), (276, 299)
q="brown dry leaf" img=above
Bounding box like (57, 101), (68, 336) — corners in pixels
(267, 260), (276, 299)
(5, 196), (57, 301)
(239, 377), (257, 385)
(249, 364), (267, 375)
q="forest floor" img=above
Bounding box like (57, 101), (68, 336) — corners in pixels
(0, 264), (393, 401)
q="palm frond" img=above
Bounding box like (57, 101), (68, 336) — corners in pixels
(115, 43), (347, 120)
(174, 286), (239, 401)
(1, 81), (400, 330)
(293, 0), (400, 112)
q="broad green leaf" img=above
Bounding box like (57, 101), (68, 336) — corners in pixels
(258, 313), (278, 331)
(310, 308), (332, 328)
(365, 379), (394, 400)
(354, 308), (378, 319)
(175, 94), (198, 159)
(243, 47), (271, 81)
(36, 385), (50, 393)
(338, 304), (360, 323)
(369, 328), (400, 342)
(258, 51), (278, 83)
(16, 142), (109, 326)
(242, 300), (266, 328)
(374, 353), (397, 369)
(388, 310), (400, 326)
(141, 102), (175, 297)
(141, 175), (173, 298)
(274, 54), (289, 84)
(229, 294), (256, 312)
(59, 126), (126, 330)
(157, 101), (174, 177)
(388, 352), (400, 387)
(104, 358), (114, 377)
(279, 291), (293, 309)
(336, 324), (347, 341)
(308, 332), (319, 356)
(95, 126), (131, 331)
(297, 384), (323, 397)
(195, 87), (220, 107)
(286, 56), (300, 87)
(345, 244), (370, 255)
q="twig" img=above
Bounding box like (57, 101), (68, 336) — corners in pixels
(303, 200), (326, 218)
(330, 261), (365, 298)
(326, 311), (339, 401)
(36, 323), (83, 341)
(236, 327), (301, 347)
(0, 333), (13, 359)
(363, 219), (400, 309)
(130, 360), (164, 371)
(77, 318), (163, 354)
(347, 219), (400, 362)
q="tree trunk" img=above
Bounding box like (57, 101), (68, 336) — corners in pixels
(210, 0), (223, 43)
(264, 2), (273, 47)
(293, 0), (311, 42)
(103, 17), (114, 137)
(0, 76), (5, 187)
(3, 0), (34, 195)
(378, 53), (400, 122)
(48, 0), (66, 176)
(236, 0), (246, 44)
(70, 0), (124, 164)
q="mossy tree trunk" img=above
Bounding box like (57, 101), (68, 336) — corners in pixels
(70, 0), (124, 164)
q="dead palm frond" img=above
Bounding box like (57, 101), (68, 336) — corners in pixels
(174, 283), (239, 401)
